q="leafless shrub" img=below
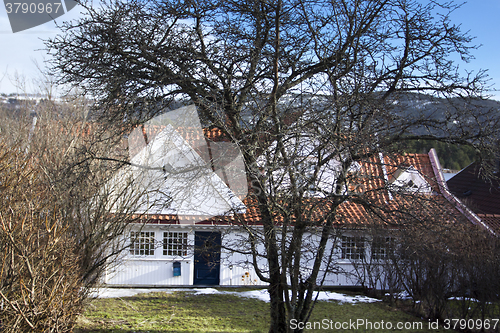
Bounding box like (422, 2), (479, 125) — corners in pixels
(0, 95), (155, 331)
(373, 220), (500, 323)
(0, 141), (85, 332)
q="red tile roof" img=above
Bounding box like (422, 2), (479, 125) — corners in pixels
(38, 120), (487, 233)
(138, 151), (470, 229)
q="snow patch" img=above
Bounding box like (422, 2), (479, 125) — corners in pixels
(192, 288), (219, 295)
(90, 288), (174, 298)
(92, 287), (380, 304)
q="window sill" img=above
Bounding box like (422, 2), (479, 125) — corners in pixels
(127, 257), (192, 262)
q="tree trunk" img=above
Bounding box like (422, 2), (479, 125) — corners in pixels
(258, 196), (288, 333)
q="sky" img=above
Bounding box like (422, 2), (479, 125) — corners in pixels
(0, 1), (499, 100)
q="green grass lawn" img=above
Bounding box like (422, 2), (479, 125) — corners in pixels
(75, 289), (449, 332)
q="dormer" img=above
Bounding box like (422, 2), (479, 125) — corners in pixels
(389, 166), (432, 194)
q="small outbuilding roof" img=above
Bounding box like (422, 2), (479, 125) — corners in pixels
(447, 162), (500, 233)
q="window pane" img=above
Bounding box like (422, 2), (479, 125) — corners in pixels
(130, 231), (155, 256)
(371, 237), (394, 260)
(163, 232), (189, 256)
(341, 236), (365, 260)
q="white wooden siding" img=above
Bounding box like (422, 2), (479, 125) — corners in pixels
(105, 225), (365, 287)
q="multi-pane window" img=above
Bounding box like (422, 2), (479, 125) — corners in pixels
(341, 236), (365, 260)
(371, 237), (395, 260)
(163, 232), (188, 256)
(130, 231), (155, 256)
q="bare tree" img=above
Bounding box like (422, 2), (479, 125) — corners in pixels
(46, 0), (500, 332)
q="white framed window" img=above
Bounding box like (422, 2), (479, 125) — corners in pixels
(371, 236), (395, 260)
(130, 231), (155, 256)
(163, 232), (188, 256)
(341, 236), (365, 260)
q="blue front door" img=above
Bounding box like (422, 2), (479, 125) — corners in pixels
(194, 231), (221, 285)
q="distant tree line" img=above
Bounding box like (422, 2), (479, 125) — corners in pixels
(400, 139), (477, 171)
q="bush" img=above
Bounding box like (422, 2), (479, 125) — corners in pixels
(0, 143), (86, 332)
(383, 222), (500, 322)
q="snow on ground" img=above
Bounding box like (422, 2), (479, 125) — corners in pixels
(92, 287), (380, 304)
(90, 288), (175, 298)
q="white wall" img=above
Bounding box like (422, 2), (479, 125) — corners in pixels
(107, 258), (193, 285)
(106, 225), (195, 285)
(105, 225), (368, 287)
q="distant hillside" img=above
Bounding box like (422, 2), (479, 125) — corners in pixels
(392, 93), (500, 171)
(2, 91), (497, 171)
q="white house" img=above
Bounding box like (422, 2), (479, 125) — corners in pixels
(104, 107), (477, 287)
